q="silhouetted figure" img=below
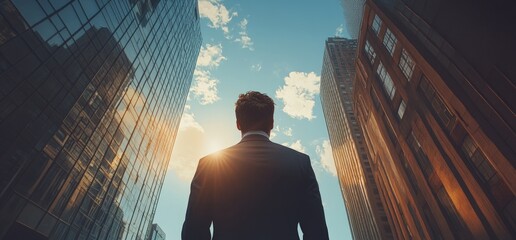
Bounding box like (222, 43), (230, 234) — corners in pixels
(182, 91), (329, 240)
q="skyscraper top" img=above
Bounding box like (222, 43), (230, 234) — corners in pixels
(340, 0), (366, 38)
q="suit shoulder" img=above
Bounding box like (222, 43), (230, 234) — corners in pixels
(198, 144), (238, 162)
(270, 141), (310, 160)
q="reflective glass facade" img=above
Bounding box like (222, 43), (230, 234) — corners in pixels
(147, 224), (165, 240)
(339, 0), (365, 38)
(320, 37), (392, 240)
(0, 0), (201, 239)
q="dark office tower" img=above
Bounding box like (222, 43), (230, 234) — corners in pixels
(320, 37), (392, 240)
(352, 0), (515, 239)
(147, 224), (165, 240)
(0, 0), (201, 239)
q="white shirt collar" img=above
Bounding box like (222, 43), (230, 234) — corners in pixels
(241, 130), (270, 139)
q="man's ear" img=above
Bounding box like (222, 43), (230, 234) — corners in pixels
(236, 120), (241, 130)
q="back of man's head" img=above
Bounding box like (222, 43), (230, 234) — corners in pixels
(235, 91), (275, 133)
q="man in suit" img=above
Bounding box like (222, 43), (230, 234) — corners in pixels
(182, 91), (329, 240)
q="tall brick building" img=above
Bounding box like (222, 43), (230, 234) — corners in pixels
(352, 0), (515, 239)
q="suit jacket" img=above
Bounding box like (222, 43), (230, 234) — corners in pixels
(182, 134), (329, 240)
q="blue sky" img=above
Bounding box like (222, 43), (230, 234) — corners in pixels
(154, 0), (353, 238)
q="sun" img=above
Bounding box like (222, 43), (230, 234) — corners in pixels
(205, 139), (225, 155)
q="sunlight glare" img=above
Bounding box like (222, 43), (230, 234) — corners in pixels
(205, 139), (225, 155)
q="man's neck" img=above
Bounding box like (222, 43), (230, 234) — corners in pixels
(241, 130), (269, 139)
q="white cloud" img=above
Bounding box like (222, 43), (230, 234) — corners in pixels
(191, 69), (220, 105)
(179, 105), (204, 132)
(270, 125), (279, 139)
(270, 131), (277, 139)
(251, 63), (262, 72)
(335, 24), (344, 37)
(282, 140), (306, 153)
(239, 18), (248, 28)
(196, 43), (226, 68)
(270, 125), (295, 139)
(169, 106), (206, 182)
(283, 127), (293, 137)
(275, 71), (321, 120)
(234, 18), (254, 50)
(198, 0), (238, 37)
(316, 140), (337, 176)
(191, 44), (226, 105)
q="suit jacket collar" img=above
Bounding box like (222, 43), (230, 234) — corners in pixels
(242, 130), (269, 139)
(239, 133), (271, 143)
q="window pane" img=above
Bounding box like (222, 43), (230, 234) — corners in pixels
(372, 15), (382, 35)
(461, 135), (498, 185)
(17, 203), (44, 228)
(419, 75), (456, 130)
(365, 41), (376, 64)
(399, 48), (415, 80)
(383, 29), (397, 56)
(376, 63), (396, 100)
(398, 100), (406, 119)
(12, 0), (46, 27)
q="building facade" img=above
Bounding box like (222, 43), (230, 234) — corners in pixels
(147, 224), (165, 240)
(320, 37), (393, 240)
(0, 0), (201, 239)
(353, 0), (515, 239)
(339, 0), (365, 38)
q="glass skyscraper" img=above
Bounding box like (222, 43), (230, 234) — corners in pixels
(339, 0), (365, 38)
(147, 224), (165, 240)
(0, 0), (201, 239)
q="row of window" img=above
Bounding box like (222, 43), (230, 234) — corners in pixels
(373, 14), (416, 81)
(371, 14), (470, 237)
(368, 15), (415, 125)
(417, 75), (514, 229)
(416, 75), (516, 234)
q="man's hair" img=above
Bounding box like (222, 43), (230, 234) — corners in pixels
(235, 91), (275, 132)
